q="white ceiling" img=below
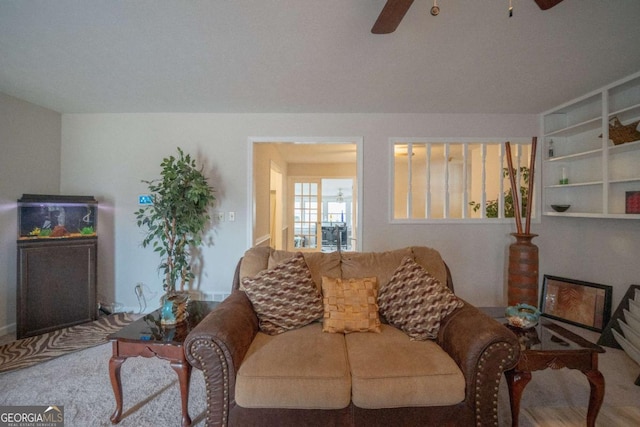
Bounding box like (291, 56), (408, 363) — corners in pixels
(1, 0), (639, 114)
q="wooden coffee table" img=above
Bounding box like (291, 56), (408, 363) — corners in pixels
(108, 300), (218, 427)
(503, 318), (605, 427)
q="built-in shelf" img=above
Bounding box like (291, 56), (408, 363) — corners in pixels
(542, 71), (640, 220)
(546, 148), (602, 162)
(609, 139), (640, 154)
(545, 116), (602, 138)
(543, 212), (640, 219)
(544, 181), (603, 189)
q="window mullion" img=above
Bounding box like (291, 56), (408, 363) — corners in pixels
(407, 143), (413, 218)
(443, 144), (450, 219)
(499, 144), (505, 219)
(481, 144), (487, 219)
(425, 143), (431, 219)
(462, 143), (468, 219)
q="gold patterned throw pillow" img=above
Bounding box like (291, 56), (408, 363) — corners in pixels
(241, 252), (324, 335)
(321, 276), (381, 334)
(378, 256), (463, 341)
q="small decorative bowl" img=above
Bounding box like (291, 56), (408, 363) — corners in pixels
(505, 304), (541, 329)
(550, 204), (571, 212)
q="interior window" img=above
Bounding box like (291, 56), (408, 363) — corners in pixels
(392, 139), (533, 221)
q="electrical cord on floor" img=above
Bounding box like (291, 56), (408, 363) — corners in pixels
(135, 283), (147, 314)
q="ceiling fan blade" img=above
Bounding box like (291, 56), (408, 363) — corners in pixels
(371, 0), (415, 34)
(534, 0), (564, 10)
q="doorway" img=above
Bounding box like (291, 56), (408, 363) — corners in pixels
(250, 138), (362, 252)
(320, 178), (354, 252)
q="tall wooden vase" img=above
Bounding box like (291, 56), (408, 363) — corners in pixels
(507, 233), (539, 307)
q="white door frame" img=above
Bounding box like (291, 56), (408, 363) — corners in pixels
(248, 136), (364, 251)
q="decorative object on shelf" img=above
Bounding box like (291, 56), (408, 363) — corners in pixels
(506, 138), (539, 307)
(550, 204), (570, 212)
(135, 147), (216, 325)
(540, 275), (612, 332)
(626, 191), (640, 214)
(559, 166), (569, 185)
(600, 116), (640, 146)
(547, 139), (554, 158)
(505, 303), (541, 329)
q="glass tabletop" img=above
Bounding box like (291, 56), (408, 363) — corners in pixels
(506, 319), (605, 353)
(480, 306), (604, 353)
(108, 300), (219, 345)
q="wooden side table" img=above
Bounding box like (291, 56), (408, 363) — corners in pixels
(504, 319), (605, 427)
(108, 300), (219, 427)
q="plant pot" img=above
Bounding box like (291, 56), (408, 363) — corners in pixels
(160, 292), (190, 326)
(507, 233), (539, 307)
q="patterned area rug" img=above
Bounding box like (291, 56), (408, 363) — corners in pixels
(0, 313), (134, 374)
(523, 405), (640, 426)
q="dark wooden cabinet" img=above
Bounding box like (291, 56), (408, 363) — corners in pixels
(17, 238), (97, 338)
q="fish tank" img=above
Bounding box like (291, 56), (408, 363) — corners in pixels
(18, 194), (97, 240)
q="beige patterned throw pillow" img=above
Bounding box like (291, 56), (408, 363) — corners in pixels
(378, 256), (463, 340)
(322, 276), (381, 333)
(241, 252), (324, 335)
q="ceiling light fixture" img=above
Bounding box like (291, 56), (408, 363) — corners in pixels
(336, 189), (344, 203)
(430, 0), (439, 16)
(429, 0), (514, 18)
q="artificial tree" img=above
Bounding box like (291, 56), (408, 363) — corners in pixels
(135, 147), (215, 298)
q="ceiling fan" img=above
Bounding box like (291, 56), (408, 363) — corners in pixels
(371, 0), (565, 34)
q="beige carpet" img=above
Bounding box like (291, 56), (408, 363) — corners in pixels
(523, 406), (640, 427)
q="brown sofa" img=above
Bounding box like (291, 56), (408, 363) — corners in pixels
(185, 246), (519, 427)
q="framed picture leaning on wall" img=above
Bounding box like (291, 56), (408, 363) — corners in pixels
(540, 275), (612, 332)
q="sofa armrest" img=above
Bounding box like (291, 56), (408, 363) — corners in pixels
(184, 291), (259, 427)
(437, 302), (520, 427)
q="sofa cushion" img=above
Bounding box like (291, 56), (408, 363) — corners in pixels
(378, 257), (463, 340)
(269, 250), (341, 291)
(345, 324), (465, 408)
(411, 246), (448, 288)
(340, 248), (412, 288)
(241, 253), (324, 335)
(239, 246), (272, 288)
(321, 276), (381, 334)
(235, 323), (351, 410)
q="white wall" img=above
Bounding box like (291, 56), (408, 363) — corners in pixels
(59, 113), (640, 317)
(0, 93), (61, 334)
(60, 113), (536, 311)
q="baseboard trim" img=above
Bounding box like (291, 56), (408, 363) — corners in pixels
(0, 322), (16, 337)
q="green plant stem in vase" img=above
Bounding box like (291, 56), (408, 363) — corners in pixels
(469, 166), (529, 218)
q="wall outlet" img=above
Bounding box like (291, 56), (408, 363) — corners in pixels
(215, 211), (225, 222)
(228, 211), (235, 222)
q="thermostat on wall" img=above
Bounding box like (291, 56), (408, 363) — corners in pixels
(138, 194), (153, 205)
